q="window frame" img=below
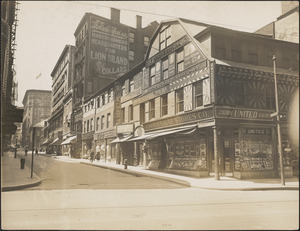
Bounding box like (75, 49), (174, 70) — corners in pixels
(107, 113), (111, 128)
(120, 108), (125, 123)
(161, 94), (168, 116)
(128, 105), (133, 121)
(149, 99), (155, 120)
(194, 81), (203, 108)
(162, 58), (169, 80)
(176, 49), (184, 73)
(176, 88), (184, 113)
(150, 65), (156, 86)
(101, 115), (105, 130)
(129, 77), (134, 93)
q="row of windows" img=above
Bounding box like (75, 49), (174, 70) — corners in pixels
(83, 113), (111, 133)
(215, 46), (297, 69)
(129, 32), (150, 47)
(121, 77), (134, 96)
(84, 89), (114, 113)
(149, 48), (184, 86)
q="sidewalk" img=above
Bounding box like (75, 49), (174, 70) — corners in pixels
(57, 155), (299, 191)
(1, 151), (42, 192)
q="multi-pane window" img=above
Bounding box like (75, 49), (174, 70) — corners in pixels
(234, 82), (245, 106)
(129, 32), (135, 43)
(129, 77), (134, 93)
(129, 51), (135, 61)
(176, 88), (184, 113)
(144, 36), (149, 46)
(265, 84), (275, 109)
(87, 120), (89, 132)
(84, 121), (86, 133)
(128, 105), (133, 121)
(162, 58), (169, 79)
(121, 82), (126, 96)
(101, 115), (105, 130)
(107, 113), (111, 128)
(194, 81), (203, 108)
(161, 94), (168, 116)
(150, 66), (156, 85)
(160, 26), (171, 50)
(149, 99), (155, 120)
(176, 49), (184, 73)
(97, 117), (100, 131)
(249, 52), (258, 64)
(232, 49), (242, 61)
(121, 108), (125, 123)
(215, 47), (226, 59)
(140, 103), (145, 124)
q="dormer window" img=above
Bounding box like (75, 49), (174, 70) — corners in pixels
(160, 26), (171, 50)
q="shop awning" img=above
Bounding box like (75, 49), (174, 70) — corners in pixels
(111, 135), (133, 144)
(61, 136), (76, 145)
(129, 124), (197, 141)
(41, 139), (51, 146)
(49, 137), (62, 146)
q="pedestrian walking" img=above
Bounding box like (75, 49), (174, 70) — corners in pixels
(35, 148), (38, 156)
(25, 147), (28, 156)
(96, 145), (100, 162)
(90, 149), (95, 162)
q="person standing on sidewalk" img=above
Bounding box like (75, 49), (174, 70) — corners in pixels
(35, 148), (38, 156)
(96, 145), (100, 162)
(90, 149), (95, 162)
(25, 147), (28, 156)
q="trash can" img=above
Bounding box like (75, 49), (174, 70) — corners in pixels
(20, 158), (25, 169)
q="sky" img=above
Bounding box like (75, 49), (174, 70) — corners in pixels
(14, 1), (282, 107)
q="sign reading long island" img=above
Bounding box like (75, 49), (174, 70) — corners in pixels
(90, 16), (129, 77)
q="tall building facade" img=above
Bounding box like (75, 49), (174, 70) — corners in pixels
(21, 90), (51, 148)
(72, 8), (158, 156)
(48, 45), (75, 156)
(1, 1), (23, 151)
(255, 1), (299, 43)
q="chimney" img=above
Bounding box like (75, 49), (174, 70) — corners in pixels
(136, 15), (142, 29)
(111, 8), (120, 23)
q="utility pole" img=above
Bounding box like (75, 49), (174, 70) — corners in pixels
(31, 127), (35, 178)
(272, 55), (285, 186)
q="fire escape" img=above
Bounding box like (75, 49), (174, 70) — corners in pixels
(11, 1), (20, 105)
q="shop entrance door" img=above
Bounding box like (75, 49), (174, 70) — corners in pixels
(221, 139), (233, 175)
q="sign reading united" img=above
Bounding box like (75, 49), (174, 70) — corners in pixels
(90, 16), (129, 77)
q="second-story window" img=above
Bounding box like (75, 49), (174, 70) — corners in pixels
(128, 105), (133, 121)
(101, 95), (105, 106)
(87, 120), (89, 132)
(161, 94), (168, 116)
(149, 99), (155, 120)
(162, 58), (169, 80)
(176, 88), (184, 113)
(194, 81), (203, 108)
(121, 108), (125, 123)
(129, 77), (134, 93)
(84, 121), (86, 133)
(101, 115), (105, 130)
(234, 82), (245, 106)
(107, 113), (111, 128)
(150, 66), (156, 86)
(176, 49), (184, 73)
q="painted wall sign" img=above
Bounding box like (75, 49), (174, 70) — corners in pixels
(90, 16), (129, 78)
(95, 129), (116, 140)
(144, 107), (214, 131)
(116, 123), (134, 134)
(215, 107), (272, 121)
(243, 128), (271, 135)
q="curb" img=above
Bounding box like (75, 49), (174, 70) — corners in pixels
(80, 162), (191, 187)
(80, 162), (299, 191)
(1, 173), (42, 192)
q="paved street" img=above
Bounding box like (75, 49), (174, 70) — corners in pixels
(19, 152), (185, 190)
(2, 188), (298, 230)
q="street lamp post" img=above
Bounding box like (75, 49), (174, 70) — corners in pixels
(31, 127), (36, 178)
(272, 55), (285, 186)
(14, 136), (18, 158)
